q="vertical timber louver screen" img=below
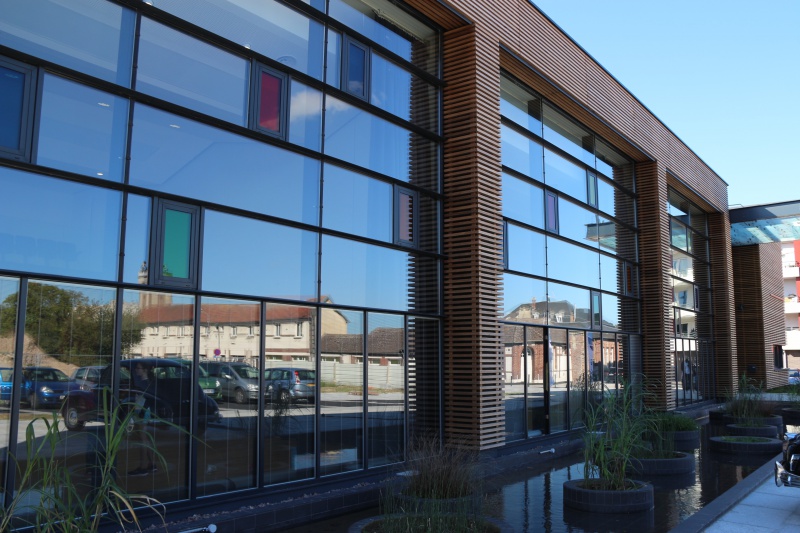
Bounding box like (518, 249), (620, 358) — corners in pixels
(441, 24), (505, 449)
(709, 211), (738, 396)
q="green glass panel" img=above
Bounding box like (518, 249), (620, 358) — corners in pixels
(163, 209), (191, 279)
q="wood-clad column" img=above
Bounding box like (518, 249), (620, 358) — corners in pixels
(441, 24), (505, 449)
(636, 160), (674, 409)
(710, 211), (739, 394)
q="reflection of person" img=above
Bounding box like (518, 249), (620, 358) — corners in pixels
(128, 362), (157, 477)
(682, 359), (692, 390)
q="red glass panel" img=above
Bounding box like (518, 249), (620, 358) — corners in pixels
(259, 71), (282, 133)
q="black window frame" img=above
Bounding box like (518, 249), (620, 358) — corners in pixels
(0, 56), (37, 162)
(394, 186), (418, 248)
(251, 63), (289, 140)
(342, 35), (370, 100)
(149, 198), (201, 289)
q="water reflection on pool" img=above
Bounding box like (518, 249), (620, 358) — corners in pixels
(483, 421), (768, 532)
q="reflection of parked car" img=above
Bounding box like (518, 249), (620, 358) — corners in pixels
(167, 358), (222, 400)
(23, 367), (80, 409)
(0, 367), (31, 403)
(61, 358), (220, 433)
(200, 361), (261, 404)
(790, 370), (800, 385)
(70, 365), (105, 391)
(265, 367), (316, 404)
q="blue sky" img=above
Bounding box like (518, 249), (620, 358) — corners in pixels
(530, 0), (799, 208)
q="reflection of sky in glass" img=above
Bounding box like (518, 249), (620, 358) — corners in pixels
(502, 173), (544, 228)
(602, 293), (620, 330)
(502, 273), (546, 317)
(328, 0), (411, 60)
(137, 17), (249, 125)
(546, 237), (599, 289)
(325, 96), (413, 182)
(289, 81), (322, 151)
(501, 126), (543, 181)
(321, 236), (409, 311)
(202, 210), (318, 300)
(130, 105), (320, 225)
(323, 164), (392, 242)
(544, 148), (586, 202)
(150, 0), (324, 80)
(0, 167), (120, 281)
(0, 0), (135, 86)
(123, 195), (151, 285)
(37, 74), (128, 182)
(370, 53), (410, 121)
(507, 224), (545, 277)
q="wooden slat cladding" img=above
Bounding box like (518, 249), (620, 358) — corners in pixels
(441, 24), (505, 449)
(636, 160), (674, 409)
(709, 212), (739, 395)
(408, 0), (728, 212)
(732, 243), (786, 391)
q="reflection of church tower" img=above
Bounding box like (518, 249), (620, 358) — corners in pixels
(137, 261), (173, 308)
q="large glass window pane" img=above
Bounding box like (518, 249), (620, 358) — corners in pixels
(321, 237), (410, 311)
(547, 281), (590, 328)
(0, 277), (18, 486)
(407, 317), (439, 439)
(367, 313), (405, 467)
(543, 103), (594, 167)
(289, 81), (323, 151)
(0, 167), (120, 280)
(596, 139), (633, 187)
(503, 323), (526, 442)
(557, 197), (599, 247)
(196, 297), (259, 493)
(130, 105), (320, 225)
(202, 211), (318, 300)
(150, 0), (324, 80)
(549, 328), (569, 432)
(596, 177), (617, 218)
(600, 254), (621, 295)
(525, 326), (545, 436)
(323, 164), (393, 242)
(568, 330), (586, 428)
(501, 126), (543, 182)
(37, 74), (128, 182)
(595, 216), (623, 255)
(670, 221), (690, 253)
(601, 333), (618, 389)
(123, 195), (151, 285)
(372, 53), (438, 132)
(500, 77), (542, 137)
(546, 238), (599, 290)
(671, 249), (694, 282)
(602, 293), (620, 331)
(320, 309), (364, 475)
(325, 96), (436, 186)
(121, 291), (196, 502)
(502, 173), (544, 228)
(506, 224), (546, 277)
(20, 282), (119, 514)
(0, 59), (33, 160)
(544, 148), (587, 202)
(137, 18), (248, 125)
(327, 28), (342, 87)
(502, 273), (546, 318)
(0, 0), (135, 86)
(264, 303), (317, 483)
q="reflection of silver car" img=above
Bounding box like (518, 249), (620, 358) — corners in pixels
(200, 361), (261, 404)
(265, 368), (316, 404)
(790, 371), (800, 385)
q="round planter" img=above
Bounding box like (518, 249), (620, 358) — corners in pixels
(708, 435), (783, 455)
(563, 479), (654, 513)
(726, 423), (778, 438)
(392, 492), (482, 515)
(627, 451), (695, 476)
(348, 513), (514, 533)
(666, 429), (701, 451)
(721, 413), (783, 432)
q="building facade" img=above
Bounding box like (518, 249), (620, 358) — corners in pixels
(0, 0), (737, 524)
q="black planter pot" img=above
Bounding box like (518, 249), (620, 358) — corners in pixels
(721, 414), (783, 432)
(563, 479), (654, 513)
(666, 429), (701, 451)
(782, 407), (800, 425)
(708, 435), (783, 455)
(627, 451), (695, 476)
(726, 423), (779, 438)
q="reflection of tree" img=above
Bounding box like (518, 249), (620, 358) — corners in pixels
(0, 283), (145, 365)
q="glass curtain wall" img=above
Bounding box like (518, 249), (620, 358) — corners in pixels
(0, 0), (440, 514)
(500, 73), (640, 441)
(668, 189), (713, 405)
